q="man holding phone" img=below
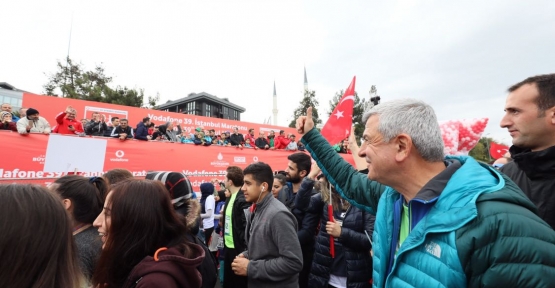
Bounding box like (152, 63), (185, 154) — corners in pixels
(54, 105), (84, 135)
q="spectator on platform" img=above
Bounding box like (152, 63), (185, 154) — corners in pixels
(134, 117), (152, 141)
(19, 108), (27, 118)
(218, 132), (231, 146)
(103, 117), (119, 137)
(275, 130), (291, 149)
(285, 134), (298, 151)
(92, 179), (204, 288)
(0, 184), (85, 288)
(16, 108), (51, 134)
(1, 111), (17, 131)
(244, 137), (253, 148)
(194, 130), (212, 146)
(298, 141), (306, 151)
(208, 129), (216, 140)
(267, 130), (276, 149)
(85, 112), (108, 136)
(147, 122), (155, 135)
(80, 119), (88, 127)
(181, 131), (195, 144)
(255, 131), (270, 150)
(154, 121), (181, 142)
(102, 168), (134, 186)
(50, 175), (108, 280)
(55, 106), (84, 135)
(245, 128), (256, 145)
(1, 103), (19, 122)
(229, 126), (245, 147)
(110, 118), (134, 140)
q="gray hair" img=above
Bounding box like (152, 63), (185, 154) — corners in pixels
(361, 99), (444, 162)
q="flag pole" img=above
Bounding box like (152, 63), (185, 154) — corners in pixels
(328, 181), (335, 258)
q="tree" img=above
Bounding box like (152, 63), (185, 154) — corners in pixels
(43, 57), (158, 108)
(328, 90), (367, 145)
(469, 137), (494, 163)
(289, 90), (322, 128)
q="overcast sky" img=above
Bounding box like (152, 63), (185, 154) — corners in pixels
(2, 0), (555, 145)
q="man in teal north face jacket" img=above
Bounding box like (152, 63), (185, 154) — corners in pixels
(295, 100), (555, 288)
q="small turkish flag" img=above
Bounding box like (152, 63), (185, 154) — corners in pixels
(489, 142), (509, 160)
(321, 76), (356, 145)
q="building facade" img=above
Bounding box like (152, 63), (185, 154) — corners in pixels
(0, 82), (24, 111)
(156, 92), (245, 121)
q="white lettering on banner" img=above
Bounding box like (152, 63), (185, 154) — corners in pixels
(32, 155), (46, 165)
(147, 114), (184, 124)
(110, 150), (129, 162)
(233, 156), (246, 163)
(253, 156), (259, 162)
(210, 153), (230, 167)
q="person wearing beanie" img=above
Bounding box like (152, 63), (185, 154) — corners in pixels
(200, 182), (216, 246)
(16, 107), (51, 134)
(1, 111), (17, 131)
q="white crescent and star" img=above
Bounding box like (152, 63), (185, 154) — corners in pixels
(334, 110), (344, 119)
(339, 95), (355, 105)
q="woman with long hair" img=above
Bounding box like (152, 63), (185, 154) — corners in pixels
(0, 184), (85, 288)
(304, 173), (375, 288)
(92, 179), (204, 288)
(50, 175), (107, 280)
(272, 173), (287, 199)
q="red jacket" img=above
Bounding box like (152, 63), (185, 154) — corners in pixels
(55, 112), (84, 135)
(123, 244), (204, 288)
(274, 135), (291, 149)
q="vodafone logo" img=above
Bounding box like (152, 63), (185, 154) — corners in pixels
(253, 156), (259, 162)
(111, 150), (128, 162)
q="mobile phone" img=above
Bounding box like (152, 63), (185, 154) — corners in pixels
(68, 125), (73, 128)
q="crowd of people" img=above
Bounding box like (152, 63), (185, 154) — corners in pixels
(1, 73), (555, 288)
(0, 104), (317, 152)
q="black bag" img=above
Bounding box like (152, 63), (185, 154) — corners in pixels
(187, 233), (218, 288)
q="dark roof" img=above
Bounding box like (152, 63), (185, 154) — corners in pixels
(156, 92), (246, 112)
(0, 82), (27, 92)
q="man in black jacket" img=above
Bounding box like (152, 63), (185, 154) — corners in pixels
(229, 127), (245, 147)
(110, 118), (134, 140)
(84, 112), (107, 136)
(500, 73), (555, 229)
(221, 166), (250, 288)
(103, 117), (119, 137)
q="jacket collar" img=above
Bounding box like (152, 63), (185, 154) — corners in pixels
(412, 159), (461, 202)
(510, 145), (555, 179)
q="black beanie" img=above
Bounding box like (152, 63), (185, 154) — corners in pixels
(26, 108), (39, 116)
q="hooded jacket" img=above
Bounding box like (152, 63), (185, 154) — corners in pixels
(123, 243), (205, 288)
(500, 145), (555, 229)
(135, 122), (149, 140)
(301, 128), (555, 288)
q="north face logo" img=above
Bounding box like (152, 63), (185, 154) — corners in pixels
(425, 241), (441, 258)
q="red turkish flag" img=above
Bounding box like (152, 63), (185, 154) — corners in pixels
(321, 76), (356, 145)
(489, 142), (509, 160)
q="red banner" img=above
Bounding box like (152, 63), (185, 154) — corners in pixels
(0, 131), (354, 189)
(22, 93), (299, 137)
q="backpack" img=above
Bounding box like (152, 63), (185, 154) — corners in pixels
(187, 233), (218, 288)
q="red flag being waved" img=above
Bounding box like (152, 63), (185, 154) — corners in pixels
(321, 76), (356, 145)
(489, 142), (509, 160)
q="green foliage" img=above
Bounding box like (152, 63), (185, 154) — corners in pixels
(469, 137), (494, 163)
(43, 57), (158, 108)
(328, 90), (366, 145)
(289, 90), (322, 128)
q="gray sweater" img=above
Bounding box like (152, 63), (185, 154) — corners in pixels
(244, 193), (303, 288)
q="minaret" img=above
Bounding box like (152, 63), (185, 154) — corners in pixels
(272, 81), (278, 125)
(304, 66), (308, 91)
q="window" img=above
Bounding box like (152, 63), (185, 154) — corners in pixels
(186, 102), (196, 114)
(206, 104), (211, 117)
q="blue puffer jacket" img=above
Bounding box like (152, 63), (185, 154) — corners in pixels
(301, 128), (555, 288)
(305, 193), (374, 288)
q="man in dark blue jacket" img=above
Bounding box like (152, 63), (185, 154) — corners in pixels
(135, 117), (152, 141)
